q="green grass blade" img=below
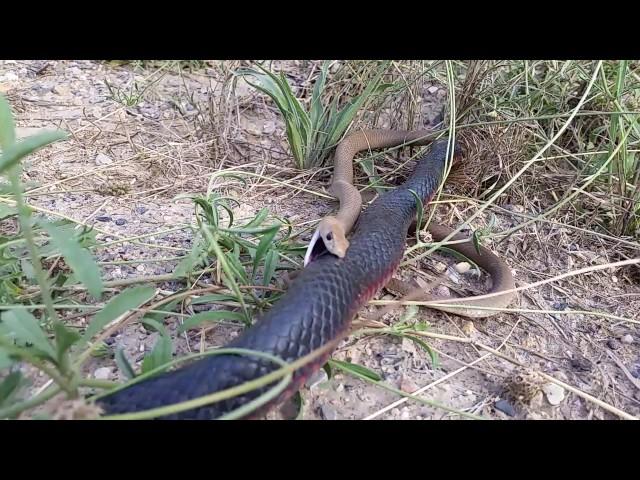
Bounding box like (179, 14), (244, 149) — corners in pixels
(39, 221), (103, 299)
(53, 322), (81, 363)
(1, 309), (56, 360)
(115, 347), (136, 380)
(0, 94), (16, 149)
(177, 310), (245, 333)
(0, 131), (67, 173)
(252, 225), (279, 278)
(262, 249), (278, 287)
(82, 286), (156, 341)
(141, 335), (173, 374)
(329, 359), (381, 381)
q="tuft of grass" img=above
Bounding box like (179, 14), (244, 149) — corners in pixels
(235, 61), (393, 169)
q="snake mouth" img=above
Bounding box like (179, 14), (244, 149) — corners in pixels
(304, 229), (330, 266)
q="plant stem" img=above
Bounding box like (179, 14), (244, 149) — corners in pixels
(7, 167), (59, 324)
(0, 385), (62, 419)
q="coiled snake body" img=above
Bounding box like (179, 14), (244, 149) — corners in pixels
(97, 132), (514, 419)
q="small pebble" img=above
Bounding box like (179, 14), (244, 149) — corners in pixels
(400, 410), (411, 420)
(454, 262), (471, 274)
(304, 369), (328, 390)
(135, 206), (147, 214)
(620, 334), (633, 345)
(335, 383), (345, 393)
(320, 404), (339, 420)
(93, 367), (112, 380)
(96, 216), (111, 222)
(115, 218), (126, 226)
(494, 399), (516, 417)
(95, 153), (113, 166)
(542, 383), (566, 405)
(607, 339), (621, 350)
(136, 265), (145, 272)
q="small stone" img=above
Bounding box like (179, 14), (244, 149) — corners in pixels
(115, 218), (126, 226)
(462, 320), (477, 337)
(541, 383), (566, 406)
(454, 262), (471, 274)
(552, 301), (568, 310)
(400, 409), (411, 420)
(95, 153), (113, 165)
(53, 84), (70, 96)
(494, 399), (516, 417)
(1, 71), (18, 82)
(304, 369), (328, 390)
(93, 367), (112, 380)
(96, 216), (111, 222)
(620, 334), (633, 345)
(320, 404), (339, 420)
(335, 383), (345, 393)
(433, 261), (447, 273)
(136, 265), (145, 272)
(263, 120), (276, 134)
(135, 206), (147, 214)
(427, 86), (439, 94)
(607, 339), (621, 350)
(400, 376), (419, 393)
(434, 285), (451, 297)
(139, 344), (145, 353)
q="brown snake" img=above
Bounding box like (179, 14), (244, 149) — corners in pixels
(304, 129), (516, 318)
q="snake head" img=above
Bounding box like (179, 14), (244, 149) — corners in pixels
(304, 217), (350, 266)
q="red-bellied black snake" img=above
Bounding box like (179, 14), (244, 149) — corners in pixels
(96, 133), (514, 419)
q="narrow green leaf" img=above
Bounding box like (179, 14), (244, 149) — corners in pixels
(177, 310), (245, 333)
(0, 204), (17, 220)
(0, 371), (22, 406)
(0, 131), (67, 173)
(83, 286), (156, 341)
(140, 318), (169, 337)
(0, 349), (14, 370)
(0, 95), (16, 149)
(292, 391), (304, 421)
(404, 334), (439, 368)
(252, 225), (279, 277)
(262, 249), (278, 287)
(322, 362), (333, 380)
(2, 309), (56, 360)
(407, 189), (424, 245)
(115, 347), (136, 380)
(190, 293), (241, 305)
(53, 322), (81, 362)
(330, 359), (381, 381)
(20, 259), (36, 281)
(142, 299), (181, 324)
(174, 239), (205, 278)
(224, 245), (248, 284)
(141, 335), (173, 374)
(39, 221), (103, 298)
(242, 208), (269, 229)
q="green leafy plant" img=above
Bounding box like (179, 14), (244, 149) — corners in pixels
(235, 61), (392, 169)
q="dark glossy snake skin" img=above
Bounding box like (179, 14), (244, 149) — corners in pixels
(96, 139), (454, 419)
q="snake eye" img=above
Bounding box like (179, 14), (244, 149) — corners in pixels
(325, 232), (333, 241)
